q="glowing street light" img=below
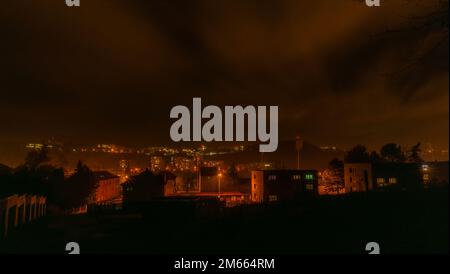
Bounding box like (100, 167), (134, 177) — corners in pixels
(218, 172), (222, 198)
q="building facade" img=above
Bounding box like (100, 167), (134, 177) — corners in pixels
(122, 170), (166, 205)
(251, 169), (319, 203)
(344, 162), (434, 192)
(91, 171), (121, 204)
(372, 163), (423, 191)
(344, 163), (373, 193)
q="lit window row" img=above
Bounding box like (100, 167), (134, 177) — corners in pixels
(305, 174), (314, 180)
(376, 177), (397, 186)
(305, 184), (314, 190)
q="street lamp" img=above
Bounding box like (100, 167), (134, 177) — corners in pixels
(218, 172), (222, 198)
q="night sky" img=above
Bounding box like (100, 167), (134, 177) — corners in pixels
(0, 0), (448, 153)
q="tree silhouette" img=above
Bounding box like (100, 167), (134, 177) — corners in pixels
(64, 161), (98, 208)
(325, 158), (345, 194)
(380, 143), (406, 163)
(329, 158), (344, 170)
(123, 169), (165, 203)
(408, 142), (424, 163)
(44, 167), (65, 207)
(0, 164), (14, 198)
(2, 153), (98, 210)
(24, 147), (49, 169)
(359, 0), (448, 68)
(344, 145), (370, 163)
(370, 151), (383, 164)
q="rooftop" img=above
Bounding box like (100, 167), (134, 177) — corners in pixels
(93, 171), (120, 180)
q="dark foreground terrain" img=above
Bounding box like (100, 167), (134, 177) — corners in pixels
(1, 188), (448, 254)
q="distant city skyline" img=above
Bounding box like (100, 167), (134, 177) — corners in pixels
(0, 136), (447, 170)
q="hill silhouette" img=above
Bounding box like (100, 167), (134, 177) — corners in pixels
(207, 140), (345, 170)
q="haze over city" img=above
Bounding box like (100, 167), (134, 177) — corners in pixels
(1, 0), (448, 162)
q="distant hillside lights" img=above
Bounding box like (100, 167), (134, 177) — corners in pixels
(365, 0), (381, 7)
(65, 0), (80, 7)
(170, 98), (278, 153)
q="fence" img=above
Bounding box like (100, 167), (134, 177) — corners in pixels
(0, 194), (46, 239)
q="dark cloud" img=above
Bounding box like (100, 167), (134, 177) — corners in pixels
(0, 0), (448, 154)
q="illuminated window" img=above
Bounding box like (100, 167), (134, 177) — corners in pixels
(293, 175), (301, 180)
(268, 195), (278, 201)
(305, 184), (314, 190)
(423, 174), (430, 181)
(268, 175), (277, 181)
(377, 178), (386, 187)
(305, 174), (314, 180)
(389, 178), (397, 184)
